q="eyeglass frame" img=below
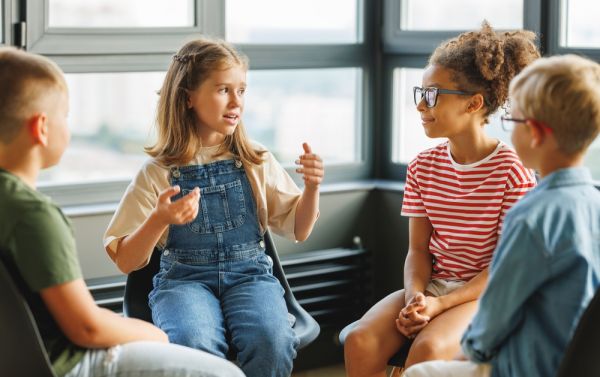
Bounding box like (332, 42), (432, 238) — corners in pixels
(413, 86), (474, 108)
(500, 115), (553, 133)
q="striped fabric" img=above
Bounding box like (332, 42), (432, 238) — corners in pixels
(401, 141), (535, 281)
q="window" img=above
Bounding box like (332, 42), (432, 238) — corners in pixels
(391, 68), (511, 164)
(400, 0), (523, 31)
(0, 3), (4, 44)
(246, 68), (360, 164)
(29, 0), (371, 203)
(383, 0), (531, 54)
(48, 0), (195, 28)
(26, 0), (216, 55)
(561, 0), (600, 48)
(39, 72), (163, 185)
(226, 0), (359, 44)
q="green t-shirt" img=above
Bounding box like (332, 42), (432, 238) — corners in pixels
(0, 169), (86, 377)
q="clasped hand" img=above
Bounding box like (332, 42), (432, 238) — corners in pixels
(395, 292), (445, 339)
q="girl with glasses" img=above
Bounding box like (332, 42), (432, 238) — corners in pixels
(345, 21), (540, 377)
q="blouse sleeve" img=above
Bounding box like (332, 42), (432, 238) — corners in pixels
(103, 161), (165, 262)
(264, 151), (303, 241)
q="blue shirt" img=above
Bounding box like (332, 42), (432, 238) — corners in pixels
(461, 167), (600, 377)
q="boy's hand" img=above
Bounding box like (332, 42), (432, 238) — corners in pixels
(295, 142), (324, 188)
(153, 185), (200, 226)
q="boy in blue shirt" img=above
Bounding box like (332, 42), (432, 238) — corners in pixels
(403, 54), (600, 377)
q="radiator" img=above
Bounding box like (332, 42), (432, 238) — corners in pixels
(88, 246), (371, 329)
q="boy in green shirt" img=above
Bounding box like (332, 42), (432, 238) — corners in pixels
(0, 47), (244, 377)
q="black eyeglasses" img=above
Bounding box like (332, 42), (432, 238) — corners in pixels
(500, 115), (554, 133)
(413, 86), (473, 108)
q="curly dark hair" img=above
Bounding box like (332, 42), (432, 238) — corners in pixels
(430, 21), (541, 122)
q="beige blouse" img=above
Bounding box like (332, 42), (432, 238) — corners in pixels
(103, 142), (302, 265)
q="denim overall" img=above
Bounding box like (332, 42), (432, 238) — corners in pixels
(148, 159), (298, 377)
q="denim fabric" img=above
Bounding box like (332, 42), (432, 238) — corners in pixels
(65, 342), (243, 377)
(462, 167), (600, 377)
(63, 341), (244, 377)
(149, 159), (298, 377)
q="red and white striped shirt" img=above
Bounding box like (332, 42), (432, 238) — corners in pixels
(401, 141), (535, 281)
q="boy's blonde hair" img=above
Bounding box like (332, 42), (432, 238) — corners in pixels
(146, 38), (265, 166)
(0, 47), (66, 144)
(510, 54), (600, 155)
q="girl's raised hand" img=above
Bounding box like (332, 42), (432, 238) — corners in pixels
(153, 185), (200, 226)
(295, 142), (324, 188)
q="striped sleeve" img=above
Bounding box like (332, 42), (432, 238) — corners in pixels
(497, 162), (536, 235)
(401, 159), (427, 217)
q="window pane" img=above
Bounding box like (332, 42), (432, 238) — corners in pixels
(245, 68), (360, 164)
(392, 68), (512, 164)
(48, 0), (194, 28)
(0, 5), (4, 43)
(584, 138), (600, 180)
(563, 0), (600, 48)
(401, 0), (522, 31)
(39, 72), (163, 185)
(40, 68), (359, 185)
(226, 0), (358, 44)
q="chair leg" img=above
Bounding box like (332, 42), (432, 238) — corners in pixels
(389, 366), (404, 377)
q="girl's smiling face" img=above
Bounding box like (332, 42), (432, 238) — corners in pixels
(416, 64), (477, 139)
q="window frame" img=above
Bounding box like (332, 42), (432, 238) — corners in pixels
(379, 0), (543, 180)
(26, 0), (222, 55)
(24, 0), (377, 206)
(1, 0), (10, 46)
(382, 0), (542, 54)
(546, 0), (600, 60)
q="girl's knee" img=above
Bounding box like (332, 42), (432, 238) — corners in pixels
(344, 325), (379, 356)
(407, 336), (449, 365)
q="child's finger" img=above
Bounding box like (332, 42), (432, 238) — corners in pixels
(296, 159), (324, 169)
(302, 142), (312, 154)
(158, 185), (181, 203)
(296, 167), (324, 177)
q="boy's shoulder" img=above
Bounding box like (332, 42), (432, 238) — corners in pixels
(0, 171), (69, 244)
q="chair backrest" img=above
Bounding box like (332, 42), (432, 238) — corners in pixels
(123, 231), (320, 349)
(556, 287), (600, 377)
(0, 257), (57, 377)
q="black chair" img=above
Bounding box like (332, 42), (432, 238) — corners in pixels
(123, 230), (320, 350)
(0, 257), (57, 377)
(338, 320), (411, 367)
(556, 287), (600, 377)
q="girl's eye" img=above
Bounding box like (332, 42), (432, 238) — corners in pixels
(218, 88), (228, 94)
(238, 88), (246, 96)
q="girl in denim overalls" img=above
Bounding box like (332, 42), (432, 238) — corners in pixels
(103, 38), (324, 377)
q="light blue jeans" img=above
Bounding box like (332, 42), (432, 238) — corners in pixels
(149, 160), (298, 377)
(64, 341), (245, 377)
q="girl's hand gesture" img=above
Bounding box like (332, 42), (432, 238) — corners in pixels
(295, 142), (324, 188)
(153, 185), (200, 226)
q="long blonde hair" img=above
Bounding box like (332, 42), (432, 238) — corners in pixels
(146, 38), (265, 166)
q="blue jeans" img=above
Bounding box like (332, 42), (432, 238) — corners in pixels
(64, 341), (245, 377)
(149, 160), (298, 377)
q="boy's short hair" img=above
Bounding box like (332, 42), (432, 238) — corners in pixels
(510, 54), (600, 155)
(0, 47), (66, 144)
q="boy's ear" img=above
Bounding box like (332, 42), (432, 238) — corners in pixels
(27, 113), (49, 147)
(527, 121), (544, 148)
(466, 94), (485, 113)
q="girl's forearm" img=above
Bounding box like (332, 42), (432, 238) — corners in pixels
(115, 211), (168, 274)
(294, 186), (319, 241)
(404, 249), (433, 302)
(439, 267), (489, 310)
